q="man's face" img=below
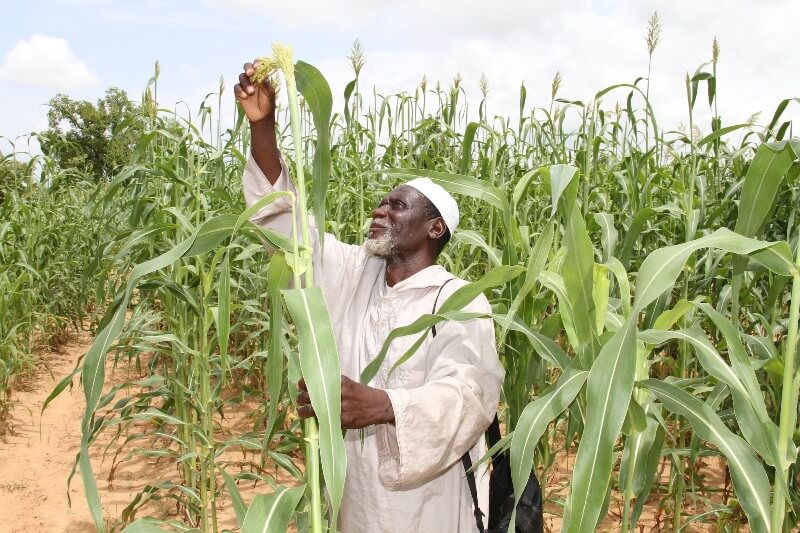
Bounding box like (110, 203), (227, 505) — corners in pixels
(364, 185), (432, 258)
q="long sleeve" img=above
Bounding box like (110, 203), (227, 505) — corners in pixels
(242, 153), (379, 325)
(376, 291), (503, 490)
(242, 152), (300, 236)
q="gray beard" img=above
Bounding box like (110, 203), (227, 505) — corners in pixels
(363, 228), (393, 257)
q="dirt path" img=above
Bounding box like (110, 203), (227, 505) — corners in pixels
(0, 329), (100, 532)
(0, 329), (164, 533)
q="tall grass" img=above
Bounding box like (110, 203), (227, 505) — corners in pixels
(1, 23), (799, 533)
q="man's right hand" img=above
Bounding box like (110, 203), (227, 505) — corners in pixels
(236, 59), (282, 184)
(235, 60), (277, 124)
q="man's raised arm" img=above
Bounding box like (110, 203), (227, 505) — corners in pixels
(234, 60), (282, 184)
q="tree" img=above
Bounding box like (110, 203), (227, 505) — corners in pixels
(39, 87), (144, 180)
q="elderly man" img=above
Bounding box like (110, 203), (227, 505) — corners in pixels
(235, 60), (504, 532)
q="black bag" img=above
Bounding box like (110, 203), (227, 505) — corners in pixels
(461, 417), (544, 533)
(432, 280), (544, 533)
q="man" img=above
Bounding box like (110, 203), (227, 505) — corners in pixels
(235, 60), (503, 532)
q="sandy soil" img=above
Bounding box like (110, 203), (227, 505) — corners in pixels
(0, 329), (745, 533)
(541, 445), (741, 532)
(0, 328), (296, 533)
(0, 328), (115, 532)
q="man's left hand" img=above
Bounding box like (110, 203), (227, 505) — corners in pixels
(296, 376), (395, 429)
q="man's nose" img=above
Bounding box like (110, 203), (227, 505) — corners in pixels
(371, 205), (387, 219)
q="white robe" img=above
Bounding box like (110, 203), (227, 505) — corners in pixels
(242, 155), (504, 533)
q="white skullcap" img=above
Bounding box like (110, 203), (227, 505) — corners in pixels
(404, 177), (460, 235)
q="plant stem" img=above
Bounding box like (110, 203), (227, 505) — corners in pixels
(770, 249), (800, 531)
(280, 46), (322, 533)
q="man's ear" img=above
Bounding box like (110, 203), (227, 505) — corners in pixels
(427, 217), (447, 240)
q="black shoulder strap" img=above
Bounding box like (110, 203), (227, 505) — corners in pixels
(461, 452), (486, 532)
(432, 279), (487, 531)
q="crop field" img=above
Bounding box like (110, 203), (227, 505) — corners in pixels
(1, 30), (799, 533)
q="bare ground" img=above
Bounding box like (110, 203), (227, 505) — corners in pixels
(0, 328), (116, 533)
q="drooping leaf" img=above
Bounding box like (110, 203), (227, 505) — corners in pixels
(295, 61), (333, 251)
(563, 318), (637, 533)
(282, 287), (346, 524)
(633, 229), (797, 314)
(379, 168), (507, 212)
(120, 518), (171, 533)
(510, 365), (588, 527)
(642, 379), (771, 532)
(360, 265), (524, 384)
(242, 485), (306, 533)
(184, 214), (237, 257)
(221, 468), (247, 527)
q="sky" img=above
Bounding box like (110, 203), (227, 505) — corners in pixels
(1, 0), (798, 156)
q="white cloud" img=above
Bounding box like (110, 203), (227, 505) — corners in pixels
(0, 34), (98, 91)
(210, 0), (799, 131)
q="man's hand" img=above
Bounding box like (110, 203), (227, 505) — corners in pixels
(234, 60), (277, 124)
(297, 376), (395, 429)
(235, 59), (281, 183)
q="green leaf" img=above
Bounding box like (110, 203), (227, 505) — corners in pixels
(621, 397), (647, 436)
(735, 142), (796, 238)
(79, 232), (198, 531)
(563, 318), (637, 533)
(619, 208), (653, 268)
(234, 191), (294, 233)
(563, 209), (597, 367)
(594, 212), (618, 262)
(265, 252), (291, 443)
(460, 122), (480, 174)
(633, 229), (797, 314)
(549, 164), (579, 218)
(510, 365), (588, 527)
(592, 264), (610, 335)
(642, 379), (771, 532)
(379, 168), (508, 212)
(221, 469), (247, 527)
(282, 287), (346, 524)
(295, 61), (333, 251)
(512, 167), (545, 210)
(452, 230), (502, 267)
(499, 220), (554, 343)
(185, 214), (237, 257)
(343, 78), (356, 125)
(360, 265), (524, 385)
(504, 318), (571, 370)
(216, 254), (231, 376)
(604, 258), (631, 319)
(385, 310), (486, 377)
(242, 485), (306, 533)
(696, 303), (793, 495)
(697, 123), (750, 147)
(130, 130), (157, 164)
(120, 518), (171, 533)
(652, 299), (693, 331)
(628, 419), (665, 525)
